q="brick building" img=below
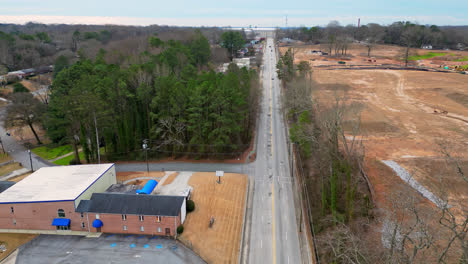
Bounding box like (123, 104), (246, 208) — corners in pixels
(0, 164), (186, 237)
(76, 193), (185, 236)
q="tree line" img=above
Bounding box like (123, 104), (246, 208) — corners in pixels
(277, 21), (468, 51)
(0, 22), (229, 73)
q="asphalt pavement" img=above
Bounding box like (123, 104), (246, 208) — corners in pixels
(12, 234), (205, 264)
(246, 36), (302, 264)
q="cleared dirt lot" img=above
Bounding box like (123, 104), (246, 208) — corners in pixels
(179, 172), (247, 264)
(116, 171), (164, 183)
(313, 69), (468, 208)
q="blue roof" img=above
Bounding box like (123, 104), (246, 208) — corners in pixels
(52, 218), (70, 226)
(92, 219), (103, 228)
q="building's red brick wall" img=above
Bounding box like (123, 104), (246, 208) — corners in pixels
(88, 212), (181, 236)
(0, 202), (182, 237)
(0, 201), (88, 231)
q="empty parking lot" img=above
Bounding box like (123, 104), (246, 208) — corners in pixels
(8, 234), (205, 264)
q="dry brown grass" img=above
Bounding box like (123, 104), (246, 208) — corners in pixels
(116, 171), (164, 183)
(0, 233), (37, 261)
(179, 172), (247, 264)
(0, 154), (12, 164)
(126, 179), (150, 186)
(162, 172), (178, 186)
(8, 173), (32, 183)
(0, 163), (23, 177)
(9, 124), (49, 145)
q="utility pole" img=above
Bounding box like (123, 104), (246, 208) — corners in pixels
(27, 149), (33, 172)
(142, 139), (149, 176)
(94, 112), (100, 164)
(0, 137), (4, 154)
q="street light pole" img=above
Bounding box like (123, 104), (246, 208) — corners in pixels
(143, 139), (149, 176)
(28, 149), (33, 172)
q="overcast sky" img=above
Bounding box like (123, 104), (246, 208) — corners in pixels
(0, 0), (467, 27)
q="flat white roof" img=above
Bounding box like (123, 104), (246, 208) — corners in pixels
(0, 164), (114, 204)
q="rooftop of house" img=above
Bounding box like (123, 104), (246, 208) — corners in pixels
(76, 193), (185, 217)
(0, 164), (114, 204)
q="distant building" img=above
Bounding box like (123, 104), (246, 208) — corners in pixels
(22, 68), (36, 77)
(221, 58), (251, 72)
(456, 43), (466, 51)
(0, 164), (186, 237)
(310, 50), (323, 55)
(7, 71), (26, 79)
(280, 38), (295, 44)
(421, 45), (433, 50)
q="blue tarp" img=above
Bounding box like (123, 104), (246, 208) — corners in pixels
(136, 179), (158, 194)
(92, 219), (103, 228)
(52, 218), (70, 226)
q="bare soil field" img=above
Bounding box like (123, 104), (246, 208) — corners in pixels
(310, 68), (468, 261)
(313, 69), (468, 207)
(179, 172), (247, 264)
(116, 171), (164, 183)
(280, 43), (468, 70)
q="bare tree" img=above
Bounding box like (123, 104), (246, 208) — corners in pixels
(5, 93), (46, 144)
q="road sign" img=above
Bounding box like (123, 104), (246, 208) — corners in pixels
(216, 171), (224, 184)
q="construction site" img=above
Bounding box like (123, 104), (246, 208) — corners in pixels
(280, 42), (468, 262)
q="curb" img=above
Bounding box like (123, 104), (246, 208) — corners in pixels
(239, 174), (254, 264)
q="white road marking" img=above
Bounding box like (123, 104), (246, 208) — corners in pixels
(286, 230), (287, 241)
(260, 239), (263, 248)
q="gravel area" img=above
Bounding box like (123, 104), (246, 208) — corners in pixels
(382, 160), (446, 208)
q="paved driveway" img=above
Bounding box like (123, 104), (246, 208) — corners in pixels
(14, 234), (205, 264)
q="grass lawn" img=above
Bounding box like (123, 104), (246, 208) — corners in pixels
(0, 163), (23, 176)
(53, 151), (85, 165)
(32, 145), (73, 160)
(409, 52), (446, 61)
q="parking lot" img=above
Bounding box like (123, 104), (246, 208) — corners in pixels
(12, 234), (205, 264)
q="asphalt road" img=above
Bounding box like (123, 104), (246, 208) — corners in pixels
(246, 36), (302, 264)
